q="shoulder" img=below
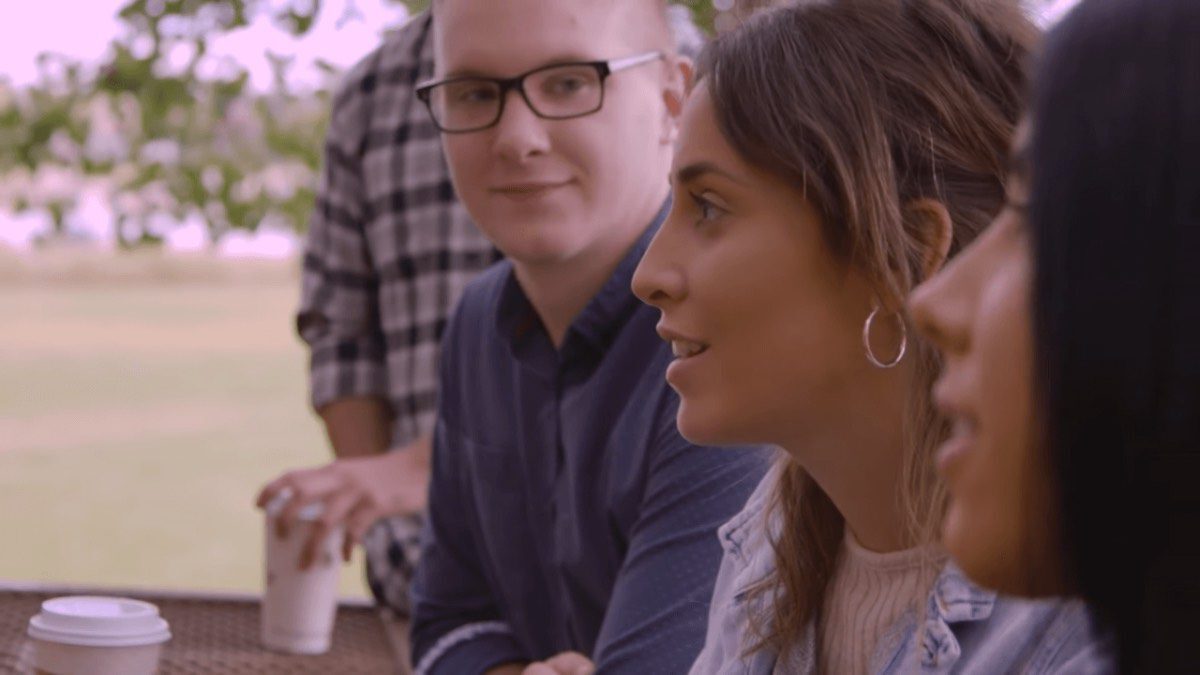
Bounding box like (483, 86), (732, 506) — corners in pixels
(337, 12), (431, 98)
(691, 466), (783, 675)
(717, 463), (781, 564)
(707, 465), (781, 611)
(951, 592), (1117, 674)
(999, 598), (1117, 674)
(434, 260), (512, 429)
(449, 260), (512, 329)
(327, 12), (432, 127)
(370, 11), (434, 75)
(439, 260), (513, 365)
(644, 384), (774, 479)
(642, 397), (773, 521)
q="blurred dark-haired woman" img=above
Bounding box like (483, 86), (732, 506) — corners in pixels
(911, 0), (1200, 671)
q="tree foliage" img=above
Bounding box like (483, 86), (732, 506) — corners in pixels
(0, 1), (740, 249)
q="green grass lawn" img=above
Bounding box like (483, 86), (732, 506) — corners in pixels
(0, 256), (370, 598)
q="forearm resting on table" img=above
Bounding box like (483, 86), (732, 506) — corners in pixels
(318, 396), (393, 458)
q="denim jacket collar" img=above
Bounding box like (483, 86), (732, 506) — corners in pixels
(918, 563), (998, 671)
(717, 478), (998, 674)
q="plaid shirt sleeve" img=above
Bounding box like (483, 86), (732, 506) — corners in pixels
(296, 43), (390, 415)
(297, 14), (499, 447)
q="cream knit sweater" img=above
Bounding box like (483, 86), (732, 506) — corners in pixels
(815, 532), (936, 674)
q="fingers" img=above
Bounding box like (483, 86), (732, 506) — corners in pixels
(257, 464), (337, 512)
(341, 500), (374, 562)
(546, 652), (594, 675)
(525, 658), (595, 667)
(526, 653), (594, 675)
(255, 475), (291, 509)
(260, 455), (418, 568)
(299, 489), (363, 570)
(343, 499), (387, 561)
(274, 468), (346, 539)
(341, 529), (356, 563)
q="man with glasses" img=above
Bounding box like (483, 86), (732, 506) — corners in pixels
(410, 1), (767, 674)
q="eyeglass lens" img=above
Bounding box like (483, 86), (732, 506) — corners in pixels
(428, 64), (604, 131)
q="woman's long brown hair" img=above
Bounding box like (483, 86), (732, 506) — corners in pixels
(697, 0), (1037, 658)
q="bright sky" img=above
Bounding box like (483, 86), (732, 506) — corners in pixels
(0, 0), (412, 90)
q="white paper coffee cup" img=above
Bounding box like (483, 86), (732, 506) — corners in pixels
(27, 596), (171, 675)
(261, 493), (344, 654)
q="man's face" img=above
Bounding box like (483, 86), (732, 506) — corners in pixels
(433, 0), (674, 270)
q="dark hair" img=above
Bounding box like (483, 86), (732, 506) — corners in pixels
(1029, 0), (1200, 671)
(698, 0), (1036, 657)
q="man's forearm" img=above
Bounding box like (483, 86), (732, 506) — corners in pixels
(318, 396), (393, 458)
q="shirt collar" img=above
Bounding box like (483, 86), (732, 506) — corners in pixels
(718, 461), (780, 563)
(566, 200), (669, 358)
(495, 200), (670, 367)
(919, 562), (998, 671)
(720, 497), (998, 675)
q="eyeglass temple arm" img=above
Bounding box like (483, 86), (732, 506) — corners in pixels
(606, 51), (665, 74)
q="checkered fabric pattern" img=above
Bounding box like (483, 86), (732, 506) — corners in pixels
(296, 12), (500, 615)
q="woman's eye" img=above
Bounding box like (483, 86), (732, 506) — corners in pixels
(691, 192), (726, 225)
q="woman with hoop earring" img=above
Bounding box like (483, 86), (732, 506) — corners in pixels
(632, 1), (1109, 673)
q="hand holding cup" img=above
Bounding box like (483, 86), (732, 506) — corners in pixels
(254, 445), (429, 568)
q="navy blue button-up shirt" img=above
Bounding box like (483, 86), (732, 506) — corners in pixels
(411, 208), (769, 675)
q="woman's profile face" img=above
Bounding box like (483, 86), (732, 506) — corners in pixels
(632, 83), (879, 450)
(909, 131), (1064, 596)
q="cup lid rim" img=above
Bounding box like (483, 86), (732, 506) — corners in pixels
(27, 596), (172, 647)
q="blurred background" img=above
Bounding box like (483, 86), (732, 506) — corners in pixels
(1, 0), (1079, 599)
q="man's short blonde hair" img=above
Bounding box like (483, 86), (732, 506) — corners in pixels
(431, 0), (690, 55)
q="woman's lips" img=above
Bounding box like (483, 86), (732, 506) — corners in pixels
(665, 345), (709, 387)
(670, 339), (708, 359)
(657, 327), (711, 388)
(936, 416), (977, 479)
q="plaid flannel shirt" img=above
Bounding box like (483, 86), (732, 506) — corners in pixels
(297, 12), (500, 614)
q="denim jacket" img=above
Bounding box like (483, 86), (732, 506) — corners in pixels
(690, 470), (1116, 674)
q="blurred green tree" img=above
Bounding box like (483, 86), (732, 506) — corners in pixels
(0, 1), (739, 249)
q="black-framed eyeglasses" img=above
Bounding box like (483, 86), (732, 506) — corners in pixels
(415, 51), (664, 134)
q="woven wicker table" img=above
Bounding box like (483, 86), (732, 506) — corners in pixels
(0, 581), (410, 674)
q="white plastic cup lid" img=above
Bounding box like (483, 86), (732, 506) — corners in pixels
(264, 487), (325, 522)
(28, 596), (172, 648)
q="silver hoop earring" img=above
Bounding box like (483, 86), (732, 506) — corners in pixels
(862, 306), (908, 369)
